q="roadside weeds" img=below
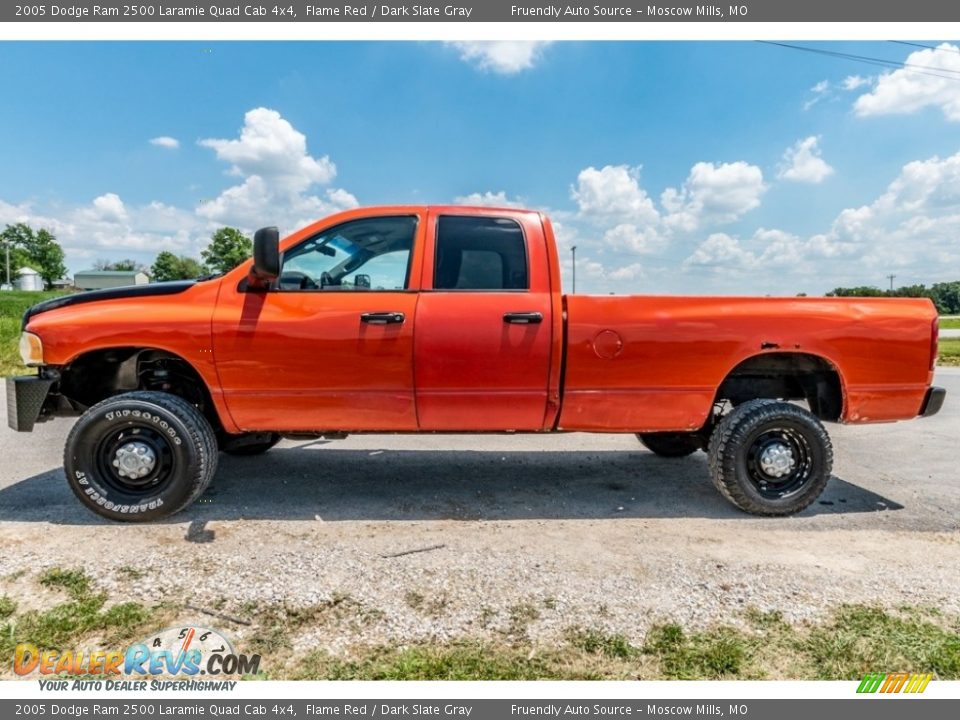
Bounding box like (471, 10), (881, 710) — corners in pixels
(2, 568), (958, 681)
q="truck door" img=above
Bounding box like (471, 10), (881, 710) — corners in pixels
(414, 211), (554, 430)
(212, 212), (424, 432)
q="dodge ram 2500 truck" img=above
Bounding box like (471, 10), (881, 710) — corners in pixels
(7, 206), (946, 521)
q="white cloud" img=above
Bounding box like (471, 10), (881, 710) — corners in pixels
(0, 194), (200, 269)
(572, 165), (660, 224)
(1, 107), (362, 273)
(681, 150), (960, 282)
(608, 262), (645, 281)
(683, 228), (807, 273)
(197, 107), (356, 230)
(447, 41), (552, 74)
(149, 136), (180, 150)
(684, 232), (756, 269)
(778, 136), (835, 184)
(199, 108), (336, 191)
(854, 43), (960, 121)
(89, 193), (128, 222)
(662, 161), (766, 231)
(454, 190), (525, 207)
(842, 75), (871, 91)
(808, 150), (960, 267)
(804, 80), (831, 110)
(602, 223), (663, 255)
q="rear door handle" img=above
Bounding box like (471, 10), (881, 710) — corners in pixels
(360, 312), (405, 325)
(503, 312), (543, 325)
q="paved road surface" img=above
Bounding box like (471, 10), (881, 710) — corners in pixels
(0, 370), (957, 653)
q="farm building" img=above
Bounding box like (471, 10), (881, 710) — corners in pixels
(74, 270), (150, 291)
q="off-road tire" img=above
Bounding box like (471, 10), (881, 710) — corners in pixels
(222, 433), (282, 456)
(707, 399), (833, 516)
(64, 391), (218, 522)
(637, 432), (702, 457)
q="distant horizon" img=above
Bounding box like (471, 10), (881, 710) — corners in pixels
(1, 40), (959, 295)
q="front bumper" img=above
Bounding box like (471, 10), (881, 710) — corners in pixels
(6, 376), (55, 432)
(919, 386), (946, 418)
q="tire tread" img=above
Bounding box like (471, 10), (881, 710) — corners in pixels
(707, 399), (833, 516)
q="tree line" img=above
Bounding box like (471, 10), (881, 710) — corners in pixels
(827, 283), (960, 315)
(4, 221), (960, 312)
(1, 224), (253, 287)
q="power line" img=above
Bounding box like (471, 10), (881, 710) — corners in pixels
(889, 40), (960, 55)
(757, 41), (960, 84)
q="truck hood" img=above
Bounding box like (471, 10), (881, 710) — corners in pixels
(22, 281), (197, 329)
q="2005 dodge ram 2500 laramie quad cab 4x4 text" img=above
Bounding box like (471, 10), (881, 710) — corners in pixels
(7, 206), (946, 521)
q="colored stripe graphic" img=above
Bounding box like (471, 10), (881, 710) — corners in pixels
(857, 672), (933, 694)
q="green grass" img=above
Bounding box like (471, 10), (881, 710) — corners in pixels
(939, 337), (960, 367)
(2, 570), (958, 681)
(270, 604), (960, 681)
(0, 568), (154, 658)
(0, 290), (69, 377)
(939, 317), (960, 330)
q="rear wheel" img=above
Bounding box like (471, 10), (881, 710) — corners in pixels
(707, 399), (832, 516)
(637, 432), (701, 458)
(64, 391), (218, 522)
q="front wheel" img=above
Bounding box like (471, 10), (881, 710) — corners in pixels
(707, 399), (832, 516)
(637, 432), (702, 457)
(63, 391), (218, 522)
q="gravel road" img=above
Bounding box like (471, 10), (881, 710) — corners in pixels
(1, 370), (958, 653)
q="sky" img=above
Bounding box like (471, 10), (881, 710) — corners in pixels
(1, 40), (960, 295)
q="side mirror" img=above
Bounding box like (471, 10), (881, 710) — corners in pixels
(248, 226), (280, 289)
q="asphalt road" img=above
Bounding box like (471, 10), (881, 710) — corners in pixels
(0, 370), (957, 651)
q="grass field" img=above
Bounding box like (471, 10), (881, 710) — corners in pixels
(939, 338), (960, 367)
(0, 290), (68, 377)
(2, 568), (959, 680)
(940, 317), (960, 330)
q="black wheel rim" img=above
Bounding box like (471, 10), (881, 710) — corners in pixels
(94, 424), (177, 496)
(744, 426), (813, 499)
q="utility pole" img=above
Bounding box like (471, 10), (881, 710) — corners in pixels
(886, 274), (896, 292)
(571, 245), (577, 294)
(3, 238), (9, 290)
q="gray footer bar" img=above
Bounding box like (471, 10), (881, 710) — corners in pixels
(2, 699), (958, 720)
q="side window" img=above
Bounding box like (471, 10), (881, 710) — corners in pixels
(434, 216), (528, 291)
(279, 215), (416, 291)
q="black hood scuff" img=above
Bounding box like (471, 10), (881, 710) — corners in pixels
(21, 281), (197, 330)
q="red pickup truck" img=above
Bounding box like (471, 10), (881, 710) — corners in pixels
(8, 206), (945, 521)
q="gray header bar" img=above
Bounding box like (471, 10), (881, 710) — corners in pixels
(4, 1), (960, 23)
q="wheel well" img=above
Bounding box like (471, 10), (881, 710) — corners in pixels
(715, 352), (843, 421)
(58, 348), (222, 430)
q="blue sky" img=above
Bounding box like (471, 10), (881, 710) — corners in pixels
(1, 40), (959, 294)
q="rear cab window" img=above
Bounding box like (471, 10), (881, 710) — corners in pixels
(434, 216), (528, 291)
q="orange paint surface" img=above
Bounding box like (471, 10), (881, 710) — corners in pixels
(27, 206), (939, 434)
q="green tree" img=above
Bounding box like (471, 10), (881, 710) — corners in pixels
(151, 251), (208, 282)
(826, 286), (888, 297)
(0, 223), (67, 289)
(201, 227), (252, 275)
(930, 282), (960, 315)
(94, 259), (147, 272)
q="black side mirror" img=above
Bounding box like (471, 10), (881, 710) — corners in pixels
(248, 226), (280, 289)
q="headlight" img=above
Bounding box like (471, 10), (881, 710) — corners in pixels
(19, 332), (44, 367)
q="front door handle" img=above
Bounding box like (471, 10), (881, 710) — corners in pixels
(360, 312), (405, 325)
(503, 312), (543, 325)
